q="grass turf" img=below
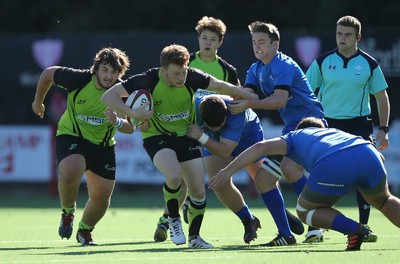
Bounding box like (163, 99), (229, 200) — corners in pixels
(0, 184), (399, 264)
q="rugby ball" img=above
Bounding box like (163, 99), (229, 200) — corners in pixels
(125, 89), (153, 126)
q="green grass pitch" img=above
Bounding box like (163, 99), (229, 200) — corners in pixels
(0, 184), (399, 264)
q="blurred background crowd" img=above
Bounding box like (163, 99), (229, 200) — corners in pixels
(1, 0), (400, 125)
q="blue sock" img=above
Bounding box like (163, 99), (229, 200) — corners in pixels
(331, 214), (359, 234)
(261, 188), (292, 237)
(292, 176), (307, 196)
(235, 204), (252, 221)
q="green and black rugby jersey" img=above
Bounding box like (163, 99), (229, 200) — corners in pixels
(121, 67), (210, 138)
(54, 67), (118, 146)
(189, 51), (239, 85)
(189, 52), (240, 126)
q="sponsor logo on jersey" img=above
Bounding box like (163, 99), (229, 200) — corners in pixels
(194, 89), (216, 99)
(77, 113), (108, 125)
(157, 111), (189, 121)
(77, 99), (87, 104)
(354, 65), (362, 75)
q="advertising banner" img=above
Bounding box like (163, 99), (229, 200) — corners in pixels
(1, 122), (399, 191)
(0, 126), (52, 181)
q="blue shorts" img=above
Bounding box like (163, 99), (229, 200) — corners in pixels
(306, 144), (386, 197)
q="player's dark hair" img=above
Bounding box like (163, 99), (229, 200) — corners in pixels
(160, 44), (190, 68)
(195, 16), (227, 42)
(200, 96), (227, 127)
(90, 47), (130, 75)
(337, 15), (362, 35)
(248, 21), (280, 43)
(296, 117), (326, 130)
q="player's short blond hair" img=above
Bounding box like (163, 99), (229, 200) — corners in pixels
(337, 15), (362, 35)
(160, 44), (190, 68)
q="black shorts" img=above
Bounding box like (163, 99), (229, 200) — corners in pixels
(56, 135), (116, 180)
(325, 116), (375, 145)
(143, 135), (202, 162)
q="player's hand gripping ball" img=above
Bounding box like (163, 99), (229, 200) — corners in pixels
(125, 89), (153, 126)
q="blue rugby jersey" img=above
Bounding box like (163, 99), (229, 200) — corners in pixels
(245, 52), (324, 134)
(282, 127), (368, 171)
(194, 95), (264, 157)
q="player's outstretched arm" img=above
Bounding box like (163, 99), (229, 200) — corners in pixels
(32, 66), (60, 118)
(208, 76), (258, 100)
(208, 137), (287, 190)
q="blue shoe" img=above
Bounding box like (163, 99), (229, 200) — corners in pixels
(58, 212), (74, 239)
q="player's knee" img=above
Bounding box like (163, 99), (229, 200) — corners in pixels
(361, 186), (391, 209)
(188, 186), (206, 200)
(253, 172), (277, 192)
(296, 203), (315, 226)
(366, 194), (390, 209)
(165, 174), (182, 188)
(280, 159), (291, 174)
(296, 210), (307, 223)
(280, 159), (303, 182)
(59, 162), (85, 179)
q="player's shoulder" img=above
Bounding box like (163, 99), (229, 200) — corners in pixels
(275, 52), (297, 66)
(56, 67), (91, 76)
(186, 67), (210, 89)
(272, 52), (301, 71)
(54, 67), (92, 90)
(188, 66), (208, 76)
(248, 59), (263, 71)
(123, 67), (160, 93)
(216, 56), (236, 70)
(357, 49), (380, 69)
(127, 67), (159, 81)
(142, 67), (160, 77)
(315, 49), (337, 66)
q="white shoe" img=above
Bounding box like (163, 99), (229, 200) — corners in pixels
(188, 235), (214, 249)
(303, 228), (325, 243)
(168, 217), (186, 245)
